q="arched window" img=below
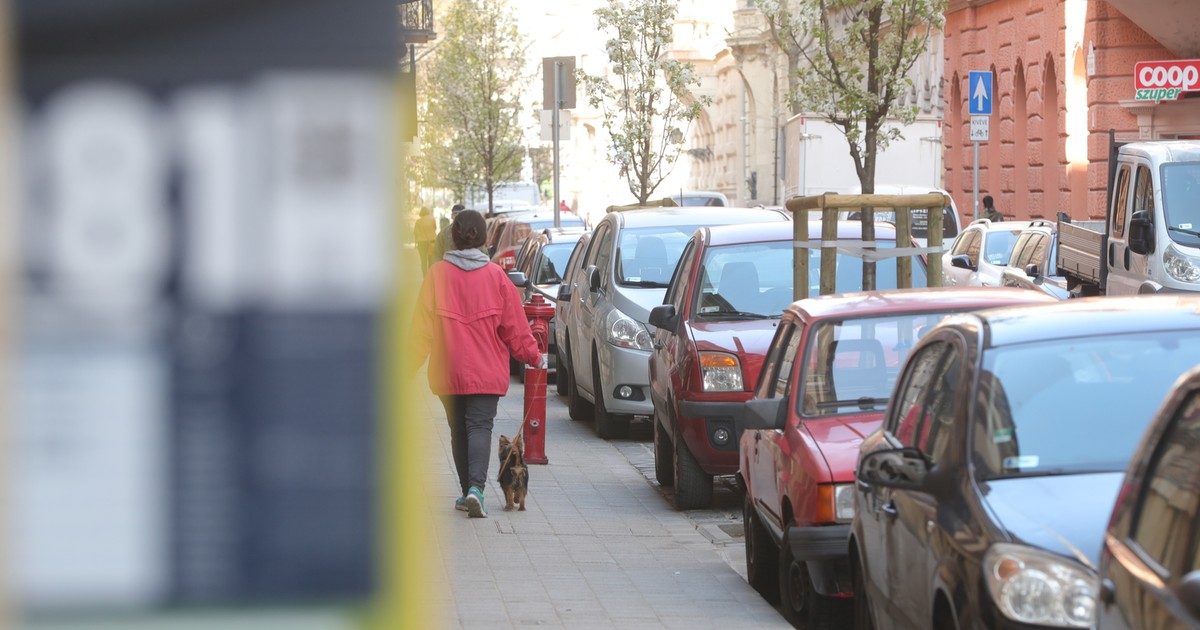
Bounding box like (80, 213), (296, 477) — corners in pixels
(988, 64), (1001, 204)
(1013, 59), (1029, 217)
(948, 72), (962, 200)
(1042, 54), (1061, 217)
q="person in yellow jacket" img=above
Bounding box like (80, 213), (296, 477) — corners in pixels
(414, 207), (438, 271)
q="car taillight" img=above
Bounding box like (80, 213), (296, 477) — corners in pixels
(698, 351), (743, 392)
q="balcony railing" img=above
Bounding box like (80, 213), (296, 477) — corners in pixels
(399, 0), (436, 45)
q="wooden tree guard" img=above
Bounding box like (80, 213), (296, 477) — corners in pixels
(785, 193), (949, 299)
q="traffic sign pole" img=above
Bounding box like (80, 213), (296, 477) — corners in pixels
(973, 141), (980, 222)
(967, 71), (993, 223)
(552, 61), (561, 228)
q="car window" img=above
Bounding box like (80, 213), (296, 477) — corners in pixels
(1111, 164), (1131, 239)
(562, 236), (588, 285)
(590, 225), (614, 289)
(1133, 392), (1200, 576)
(1161, 162), (1200, 248)
(801, 312), (955, 417)
(972, 331), (1200, 480)
(534, 242), (575, 285)
(1012, 234), (1040, 269)
(615, 225), (702, 287)
(774, 325), (804, 399)
(846, 206), (957, 241)
(756, 321), (794, 399)
(889, 343), (948, 445)
(1027, 234), (1050, 272)
(917, 344), (963, 465)
(1007, 232), (1033, 267)
(586, 224), (610, 266)
(982, 229), (1022, 266)
(1133, 164), (1154, 221)
(965, 230), (982, 266)
(667, 240), (697, 311)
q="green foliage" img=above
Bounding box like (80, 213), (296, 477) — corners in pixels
(756, 0), (945, 191)
(580, 0), (709, 205)
(419, 0), (528, 210)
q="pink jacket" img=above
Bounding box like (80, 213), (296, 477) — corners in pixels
(411, 259), (540, 395)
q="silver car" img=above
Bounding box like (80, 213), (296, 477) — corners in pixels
(943, 219), (1032, 287)
(562, 206), (787, 438)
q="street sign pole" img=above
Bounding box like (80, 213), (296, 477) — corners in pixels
(967, 70), (993, 223)
(973, 141), (980, 222)
(552, 61), (562, 228)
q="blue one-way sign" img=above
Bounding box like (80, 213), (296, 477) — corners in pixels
(969, 70), (993, 115)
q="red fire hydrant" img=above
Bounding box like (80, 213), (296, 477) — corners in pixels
(522, 293), (554, 464)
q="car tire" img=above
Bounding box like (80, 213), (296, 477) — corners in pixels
(671, 431), (713, 509)
(779, 532), (851, 629)
(653, 411), (674, 486)
(592, 357), (629, 439)
(554, 348), (568, 396)
(567, 349), (592, 423)
(851, 547), (875, 630)
(744, 493), (779, 604)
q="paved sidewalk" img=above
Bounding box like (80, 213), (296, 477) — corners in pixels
(420, 377), (787, 629)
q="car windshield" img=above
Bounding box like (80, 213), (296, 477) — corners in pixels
(799, 312), (954, 416)
(615, 225), (702, 287)
(675, 195), (724, 207)
(1161, 162), (1200, 247)
(694, 240), (929, 319)
(973, 331), (1200, 480)
(983, 229), (1022, 265)
(534, 242), (575, 285)
(847, 206), (958, 240)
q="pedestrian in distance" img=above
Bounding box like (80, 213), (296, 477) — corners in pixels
(983, 195), (1004, 222)
(410, 209), (545, 518)
(558, 199), (570, 214)
(414, 206), (437, 271)
(434, 203), (489, 260)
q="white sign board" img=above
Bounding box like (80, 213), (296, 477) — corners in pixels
(539, 109), (571, 142)
(970, 115), (990, 142)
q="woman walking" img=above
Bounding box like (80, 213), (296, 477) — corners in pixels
(410, 210), (542, 518)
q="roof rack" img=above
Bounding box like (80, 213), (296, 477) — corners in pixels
(1028, 219), (1053, 228)
(605, 198), (678, 213)
(969, 218), (992, 226)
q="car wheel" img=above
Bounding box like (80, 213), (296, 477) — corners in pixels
(554, 348), (568, 396)
(592, 357), (629, 439)
(744, 493), (779, 604)
(779, 532), (851, 629)
(851, 547), (875, 630)
(653, 411), (674, 486)
(567, 351), (592, 423)
(671, 431), (713, 509)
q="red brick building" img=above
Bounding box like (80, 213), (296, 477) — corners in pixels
(943, 0), (1200, 221)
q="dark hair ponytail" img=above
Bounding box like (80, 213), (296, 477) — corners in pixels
(451, 210), (487, 250)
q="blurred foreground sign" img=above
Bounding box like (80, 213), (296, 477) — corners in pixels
(14, 0), (397, 612)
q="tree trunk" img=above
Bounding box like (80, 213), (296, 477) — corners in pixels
(860, 125), (878, 291)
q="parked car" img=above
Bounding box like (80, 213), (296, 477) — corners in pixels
(841, 184), (963, 247)
(850, 295), (1200, 630)
(943, 218), (1030, 287)
(562, 205), (787, 438)
(999, 220), (1070, 299)
(683, 288), (1054, 626)
(647, 220), (932, 509)
(507, 227), (588, 380)
(671, 191), (729, 207)
(1097, 365), (1200, 629)
(552, 231), (593, 397)
(492, 212), (585, 271)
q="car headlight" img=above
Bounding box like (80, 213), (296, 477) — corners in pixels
(834, 484), (855, 521)
(983, 543), (1097, 628)
(606, 309), (653, 351)
(1164, 243), (1200, 283)
(698, 351), (743, 392)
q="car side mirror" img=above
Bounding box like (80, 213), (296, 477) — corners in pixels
(649, 305), (679, 332)
(556, 282), (573, 301)
(587, 265), (602, 292)
(507, 271), (528, 288)
(1178, 570), (1200, 617)
(950, 254), (975, 271)
(1024, 263), (1040, 278)
(857, 447), (931, 491)
(1128, 211), (1155, 256)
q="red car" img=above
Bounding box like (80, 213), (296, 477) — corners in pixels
(681, 287), (1056, 627)
(647, 220), (929, 509)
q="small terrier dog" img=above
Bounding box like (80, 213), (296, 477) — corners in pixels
(497, 434), (529, 511)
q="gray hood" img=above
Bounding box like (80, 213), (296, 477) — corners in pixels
(444, 249), (490, 271)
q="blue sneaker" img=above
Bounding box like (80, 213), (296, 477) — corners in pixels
(454, 496), (468, 512)
(465, 486), (487, 518)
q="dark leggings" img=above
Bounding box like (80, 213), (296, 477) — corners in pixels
(439, 394), (500, 495)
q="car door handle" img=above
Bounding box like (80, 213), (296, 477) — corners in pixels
(881, 501), (899, 519)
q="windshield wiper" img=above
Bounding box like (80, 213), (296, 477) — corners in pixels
(815, 397), (888, 411)
(620, 279), (670, 288)
(1169, 226), (1200, 238)
(703, 310), (774, 320)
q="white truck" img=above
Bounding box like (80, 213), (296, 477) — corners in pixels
(1057, 132), (1200, 296)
